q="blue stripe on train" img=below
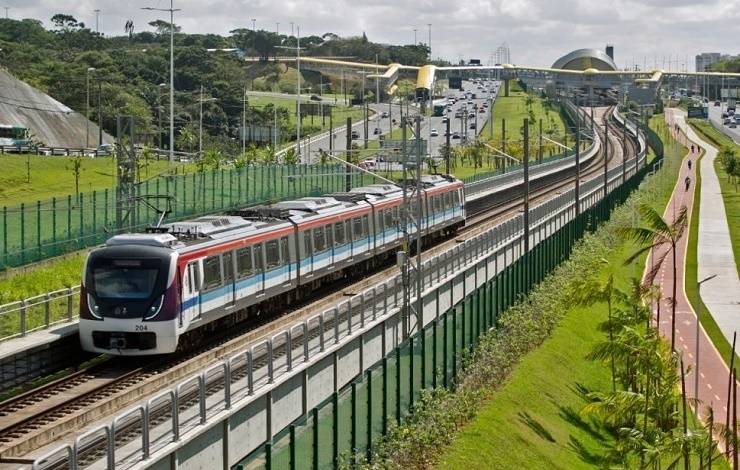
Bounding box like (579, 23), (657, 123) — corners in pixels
(182, 205), (463, 312)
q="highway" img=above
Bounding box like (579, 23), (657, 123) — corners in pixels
(707, 102), (740, 144)
(289, 79), (499, 165)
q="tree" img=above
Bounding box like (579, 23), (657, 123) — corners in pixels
(148, 20), (181, 37)
(68, 155), (84, 201)
(177, 125), (197, 154)
(51, 14), (82, 30)
(620, 203), (688, 351)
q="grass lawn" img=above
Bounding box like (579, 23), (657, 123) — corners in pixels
(437, 113), (724, 469)
(0, 155), (189, 207)
(245, 95), (364, 134)
(480, 81), (570, 151)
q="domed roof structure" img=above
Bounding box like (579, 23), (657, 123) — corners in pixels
(552, 48), (617, 72)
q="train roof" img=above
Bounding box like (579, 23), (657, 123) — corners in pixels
(98, 174), (462, 253)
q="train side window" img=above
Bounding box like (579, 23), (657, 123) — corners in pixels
(384, 209), (393, 228)
(303, 231), (313, 258)
(236, 247), (253, 278)
(377, 212), (384, 232)
(191, 264), (200, 292)
(345, 220), (352, 243)
(314, 226), (326, 252)
(280, 237), (290, 265)
(453, 190), (460, 205)
(202, 255), (222, 290)
(254, 244), (264, 273)
(443, 192), (450, 209)
(353, 217), (362, 240)
(334, 222), (345, 246)
(435, 195), (442, 213)
(362, 215), (369, 237)
(266, 240), (280, 269)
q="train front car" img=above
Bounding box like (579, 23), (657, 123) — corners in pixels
(79, 233), (182, 355)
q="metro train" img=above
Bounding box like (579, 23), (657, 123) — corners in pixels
(79, 175), (466, 355)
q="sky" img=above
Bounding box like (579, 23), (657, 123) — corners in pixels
(5, 0), (740, 70)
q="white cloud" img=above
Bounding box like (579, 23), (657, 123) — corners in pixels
(5, 0), (740, 70)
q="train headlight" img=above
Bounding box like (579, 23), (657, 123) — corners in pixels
(144, 294), (165, 320)
(87, 294), (102, 320)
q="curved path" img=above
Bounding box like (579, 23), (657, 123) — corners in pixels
(668, 109), (740, 345)
(648, 109), (738, 431)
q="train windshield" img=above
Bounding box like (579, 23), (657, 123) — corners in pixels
(91, 258), (162, 300)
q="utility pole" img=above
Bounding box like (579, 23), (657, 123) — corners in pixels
(3, 7), (8, 19)
(297, 26), (301, 161)
(98, 81), (103, 146)
(523, 119), (530, 254)
(622, 114), (626, 183)
(603, 120), (609, 198)
(251, 18), (256, 31)
(242, 85), (247, 155)
(427, 23), (432, 61)
(489, 96), (494, 140)
(501, 118), (506, 168)
(538, 119), (543, 163)
(413, 28), (417, 45)
(94, 9), (100, 34)
(85, 67), (95, 148)
(445, 117), (451, 174)
(199, 85), (204, 157)
(345, 117), (352, 191)
(143, 0), (180, 162)
(575, 102), (581, 216)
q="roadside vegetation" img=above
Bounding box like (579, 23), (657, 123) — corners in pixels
(341, 114), (731, 469)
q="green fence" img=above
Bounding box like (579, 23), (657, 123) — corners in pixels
(233, 153), (663, 470)
(0, 164), (368, 269)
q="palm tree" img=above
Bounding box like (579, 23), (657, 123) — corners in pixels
(572, 266), (617, 391)
(620, 203), (688, 351)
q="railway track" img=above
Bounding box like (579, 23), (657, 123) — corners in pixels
(0, 106), (636, 466)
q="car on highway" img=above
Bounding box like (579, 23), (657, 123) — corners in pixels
(359, 159), (377, 169)
(452, 132), (461, 139)
(430, 128), (439, 137)
(468, 112), (475, 119)
(381, 111), (389, 118)
(373, 128), (382, 135)
(715, 101), (721, 107)
(478, 108), (485, 114)
(724, 118), (732, 125)
(730, 122), (738, 128)
(722, 112), (729, 119)
(441, 117), (449, 123)
(469, 123), (476, 130)
(734, 114), (740, 123)
(351, 130), (360, 139)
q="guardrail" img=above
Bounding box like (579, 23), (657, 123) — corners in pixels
(32, 134), (650, 469)
(0, 287), (79, 342)
(0, 145), (196, 161)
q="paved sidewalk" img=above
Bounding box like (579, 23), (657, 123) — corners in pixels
(645, 110), (736, 426)
(668, 109), (740, 346)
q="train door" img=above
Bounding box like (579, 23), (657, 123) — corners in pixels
(254, 243), (265, 296)
(222, 251), (236, 308)
(181, 262), (200, 327)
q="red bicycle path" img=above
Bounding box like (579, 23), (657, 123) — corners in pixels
(650, 109), (736, 430)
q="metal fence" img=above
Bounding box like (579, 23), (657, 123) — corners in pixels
(0, 164), (368, 269)
(31, 134), (654, 469)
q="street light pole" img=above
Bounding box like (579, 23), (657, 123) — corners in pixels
(86, 67), (95, 148)
(94, 9), (100, 34)
(143, 1), (180, 162)
(251, 18), (256, 31)
(695, 274), (717, 418)
(427, 23), (432, 61)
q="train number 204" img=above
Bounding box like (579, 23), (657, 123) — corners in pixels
(135, 325), (149, 332)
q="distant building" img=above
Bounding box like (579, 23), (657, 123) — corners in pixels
(696, 53), (722, 72)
